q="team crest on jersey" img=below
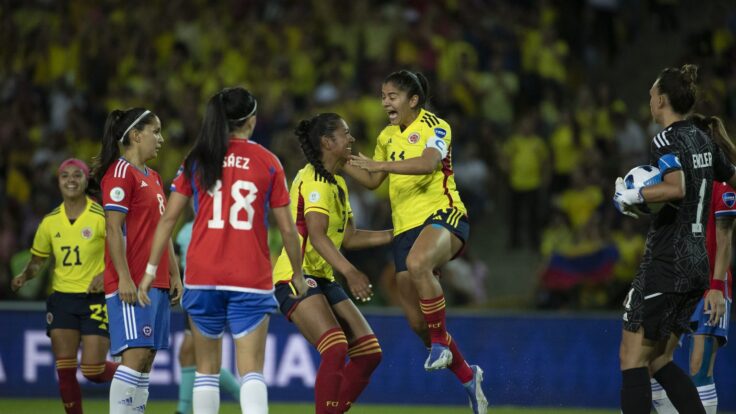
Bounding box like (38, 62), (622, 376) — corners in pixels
(110, 187), (125, 202)
(46, 312), (53, 325)
(305, 278), (318, 288)
(723, 192), (736, 208)
(142, 325), (153, 337)
(408, 132), (420, 144)
(81, 227), (93, 239)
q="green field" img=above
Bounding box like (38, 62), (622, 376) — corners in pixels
(0, 399), (621, 413)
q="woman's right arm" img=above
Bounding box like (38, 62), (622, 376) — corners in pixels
(342, 162), (388, 190)
(11, 255), (48, 292)
(105, 210), (137, 304)
(305, 211), (373, 302)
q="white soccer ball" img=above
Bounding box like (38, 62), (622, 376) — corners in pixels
(624, 165), (663, 215)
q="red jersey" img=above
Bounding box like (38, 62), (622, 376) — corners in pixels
(706, 181), (735, 301)
(101, 158), (170, 294)
(171, 139), (290, 292)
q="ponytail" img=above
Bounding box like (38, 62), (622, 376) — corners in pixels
(690, 113), (736, 163)
(91, 107), (156, 186)
(185, 87), (257, 191)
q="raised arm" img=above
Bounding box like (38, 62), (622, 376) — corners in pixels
(349, 148), (441, 177)
(342, 161), (388, 190)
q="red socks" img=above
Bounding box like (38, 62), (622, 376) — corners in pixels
(56, 359), (82, 414)
(315, 328), (348, 414)
(338, 334), (382, 412)
(420, 295), (449, 346)
(81, 361), (119, 383)
(447, 334), (474, 384)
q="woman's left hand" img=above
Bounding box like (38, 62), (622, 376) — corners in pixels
(169, 274), (183, 306)
(350, 153), (383, 173)
(137, 273), (156, 307)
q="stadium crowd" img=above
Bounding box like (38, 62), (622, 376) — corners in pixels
(2, 0), (736, 309)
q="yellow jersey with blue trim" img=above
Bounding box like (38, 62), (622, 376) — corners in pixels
(30, 197), (106, 293)
(374, 109), (466, 235)
(272, 164), (353, 283)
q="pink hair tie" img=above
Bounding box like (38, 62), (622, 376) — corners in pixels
(58, 158), (90, 177)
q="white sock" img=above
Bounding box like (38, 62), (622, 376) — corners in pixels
(698, 384), (717, 414)
(131, 372), (150, 413)
(110, 365), (140, 414)
(240, 372), (268, 414)
(193, 372), (220, 414)
(650, 379), (677, 414)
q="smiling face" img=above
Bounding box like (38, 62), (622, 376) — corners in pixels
(323, 118), (355, 163)
(381, 81), (420, 127)
(132, 116), (164, 161)
(58, 165), (87, 200)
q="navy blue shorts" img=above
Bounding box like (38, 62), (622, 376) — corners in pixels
(182, 289), (277, 339)
(690, 296), (731, 345)
(392, 207), (470, 273)
(275, 276), (349, 321)
(46, 292), (109, 337)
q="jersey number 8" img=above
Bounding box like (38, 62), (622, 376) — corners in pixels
(207, 179), (258, 230)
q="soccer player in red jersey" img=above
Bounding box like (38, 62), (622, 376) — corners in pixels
(92, 108), (183, 414)
(651, 114), (736, 414)
(139, 87), (308, 414)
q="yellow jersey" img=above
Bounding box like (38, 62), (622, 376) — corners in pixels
(273, 164), (353, 283)
(374, 109), (466, 235)
(30, 197), (106, 293)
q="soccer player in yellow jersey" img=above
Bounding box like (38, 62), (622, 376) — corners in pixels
(273, 113), (393, 413)
(346, 70), (488, 413)
(12, 159), (119, 414)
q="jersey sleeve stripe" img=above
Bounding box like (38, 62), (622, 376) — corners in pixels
(104, 204), (129, 213)
(304, 206), (330, 215)
(30, 247), (50, 257)
(715, 210), (736, 217)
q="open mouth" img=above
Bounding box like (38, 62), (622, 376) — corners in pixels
(387, 110), (398, 122)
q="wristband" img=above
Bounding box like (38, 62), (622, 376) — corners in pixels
(145, 263), (158, 276)
(710, 279), (725, 292)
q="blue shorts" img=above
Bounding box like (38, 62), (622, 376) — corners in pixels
(182, 289), (277, 339)
(392, 207), (470, 273)
(274, 276), (350, 321)
(106, 288), (170, 356)
(690, 296), (731, 345)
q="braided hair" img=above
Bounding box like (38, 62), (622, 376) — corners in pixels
(294, 113), (346, 203)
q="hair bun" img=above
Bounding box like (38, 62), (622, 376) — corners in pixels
(680, 64), (698, 85)
(295, 119), (312, 137)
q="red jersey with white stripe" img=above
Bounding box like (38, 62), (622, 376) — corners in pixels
(171, 138), (290, 292)
(101, 158), (170, 294)
(706, 181), (735, 301)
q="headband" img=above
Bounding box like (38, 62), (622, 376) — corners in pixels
(58, 158), (90, 177)
(230, 100), (258, 122)
(119, 110), (151, 142)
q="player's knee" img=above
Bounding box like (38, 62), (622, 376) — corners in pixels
(406, 253), (431, 277)
(619, 341), (648, 370)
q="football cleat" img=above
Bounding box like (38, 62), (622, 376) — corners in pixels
(424, 343), (453, 370)
(464, 365), (488, 414)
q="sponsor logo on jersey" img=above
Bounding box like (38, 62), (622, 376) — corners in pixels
(305, 278), (318, 288)
(110, 187), (125, 202)
(723, 192), (736, 208)
(81, 227), (93, 239)
(309, 191), (320, 202)
(434, 128), (447, 138)
(140, 181), (148, 188)
(408, 132), (420, 144)
(142, 325), (153, 337)
(55, 232), (61, 238)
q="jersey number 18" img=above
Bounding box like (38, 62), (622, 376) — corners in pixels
(207, 179), (258, 230)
